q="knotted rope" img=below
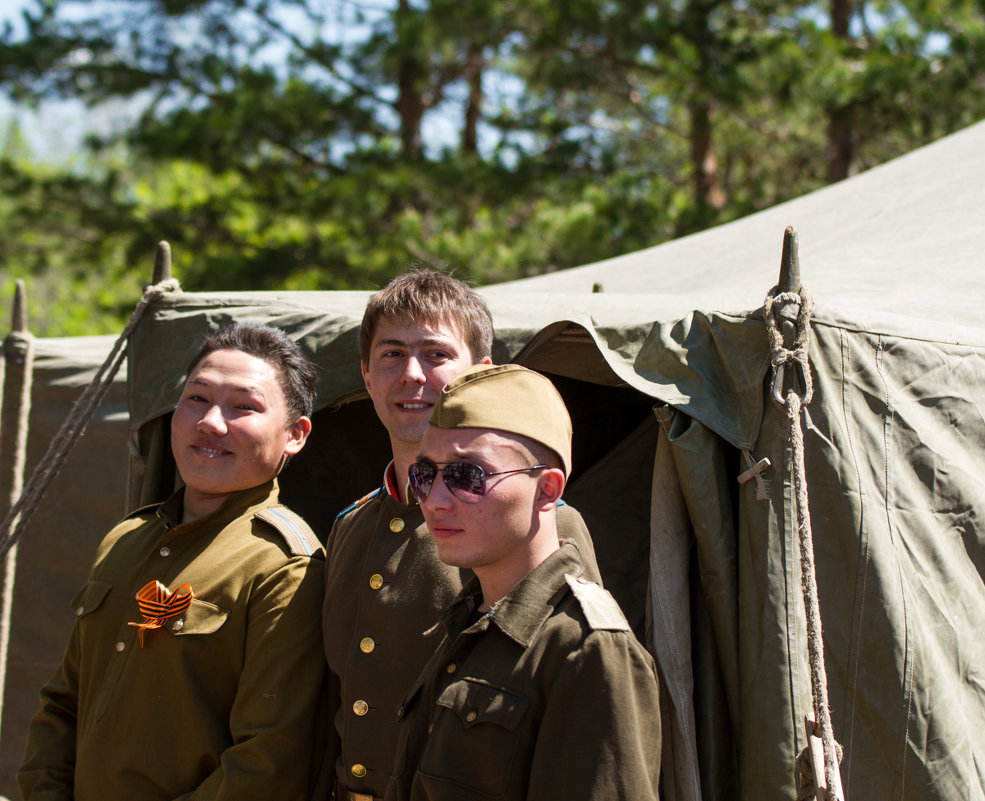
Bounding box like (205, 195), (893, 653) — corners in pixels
(763, 286), (844, 801)
(0, 278), (180, 562)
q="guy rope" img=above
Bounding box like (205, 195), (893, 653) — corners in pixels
(763, 228), (845, 801)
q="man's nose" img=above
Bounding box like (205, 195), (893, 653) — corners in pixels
(197, 404), (228, 434)
(402, 355), (427, 384)
(423, 470), (455, 511)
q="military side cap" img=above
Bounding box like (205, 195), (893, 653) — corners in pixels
(430, 363), (572, 476)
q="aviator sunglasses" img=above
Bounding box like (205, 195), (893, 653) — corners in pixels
(408, 461), (548, 503)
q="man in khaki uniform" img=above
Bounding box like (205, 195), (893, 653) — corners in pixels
(385, 363), (661, 801)
(321, 269), (600, 801)
(19, 324), (326, 801)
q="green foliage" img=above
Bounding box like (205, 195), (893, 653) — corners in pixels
(1, 0), (984, 335)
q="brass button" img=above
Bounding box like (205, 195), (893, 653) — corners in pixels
(359, 637), (376, 654)
(389, 517), (405, 533)
(465, 711), (477, 723)
(159, 546), (171, 557)
(351, 764), (367, 778)
(76, 606), (85, 617)
(353, 699), (369, 716)
(173, 619), (184, 631)
(445, 662), (457, 674)
(115, 641), (125, 652)
(369, 573), (384, 590)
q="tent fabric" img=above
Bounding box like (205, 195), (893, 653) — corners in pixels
(493, 118), (985, 340)
(4, 120), (985, 801)
(0, 336), (130, 796)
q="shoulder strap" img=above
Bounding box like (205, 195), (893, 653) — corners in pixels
(255, 506), (324, 558)
(565, 574), (630, 632)
(335, 486), (383, 520)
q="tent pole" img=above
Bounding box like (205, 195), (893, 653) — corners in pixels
(152, 241), (172, 285)
(0, 281), (35, 743)
(779, 226), (801, 294)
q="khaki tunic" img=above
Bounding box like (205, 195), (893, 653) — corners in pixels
(385, 542), (661, 801)
(19, 480), (326, 801)
(322, 465), (601, 799)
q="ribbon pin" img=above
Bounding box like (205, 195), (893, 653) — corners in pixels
(128, 580), (194, 646)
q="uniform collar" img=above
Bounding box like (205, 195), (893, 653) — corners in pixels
(444, 541), (586, 648)
(157, 479), (279, 534)
(382, 460), (415, 506)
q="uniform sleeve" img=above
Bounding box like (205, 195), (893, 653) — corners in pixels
(17, 627), (82, 801)
(526, 630), (662, 801)
(175, 556), (327, 801)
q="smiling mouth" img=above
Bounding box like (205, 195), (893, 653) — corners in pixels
(397, 402), (432, 410)
(192, 445), (230, 457)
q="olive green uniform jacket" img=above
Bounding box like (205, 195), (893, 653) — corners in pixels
(385, 541), (661, 801)
(18, 480), (326, 801)
(321, 464), (601, 799)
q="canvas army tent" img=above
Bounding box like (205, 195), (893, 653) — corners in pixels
(123, 119), (985, 801)
(3, 118), (984, 799)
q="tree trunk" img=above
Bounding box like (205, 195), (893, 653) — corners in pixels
(685, 0), (725, 213)
(395, 0), (424, 159)
(827, 0), (854, 182)
(688, 98), (726, 211)
(462, 45), (483, 156)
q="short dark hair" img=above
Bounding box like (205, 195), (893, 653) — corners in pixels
(187, 323), (317, 423)
(359, 266), (494, 365)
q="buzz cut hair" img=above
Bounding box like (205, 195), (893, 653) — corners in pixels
(359, 265), (494, 365)
(187, 323), (317, 424)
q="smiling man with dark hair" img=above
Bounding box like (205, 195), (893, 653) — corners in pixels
(19, 323), (326, 801)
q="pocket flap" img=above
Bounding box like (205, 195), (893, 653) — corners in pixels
(167, 598), (229, 635)
(435, 677), (528, 730)
(69, 580), (112, 618)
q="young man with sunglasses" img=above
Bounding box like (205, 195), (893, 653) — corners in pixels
(320, 269), (600, 801)
(386, 363), (661, 801)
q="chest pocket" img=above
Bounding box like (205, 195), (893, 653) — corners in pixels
(420, 678), (529, 798)
(70, 580), (113, 618)
(164, 598), (229, 636)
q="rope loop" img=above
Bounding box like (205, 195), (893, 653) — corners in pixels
(0, 277), (181, 560)
(795, 746), (816, 801)
(2, 330), (35, 367)
(4, 330), (35, 347)
(762, 282), (846, 799)
(763, 285), (814, 406)
(795, 729), (845, 801)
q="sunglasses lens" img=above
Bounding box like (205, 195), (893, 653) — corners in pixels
(408, 462), (437, 501)
(443, 462), (486, 501)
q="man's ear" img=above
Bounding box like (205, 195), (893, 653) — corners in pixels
(285, 416), (313, 455)
(534, 468), (565, 509)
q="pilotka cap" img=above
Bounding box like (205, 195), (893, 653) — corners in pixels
(430, 363), (572, 476)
